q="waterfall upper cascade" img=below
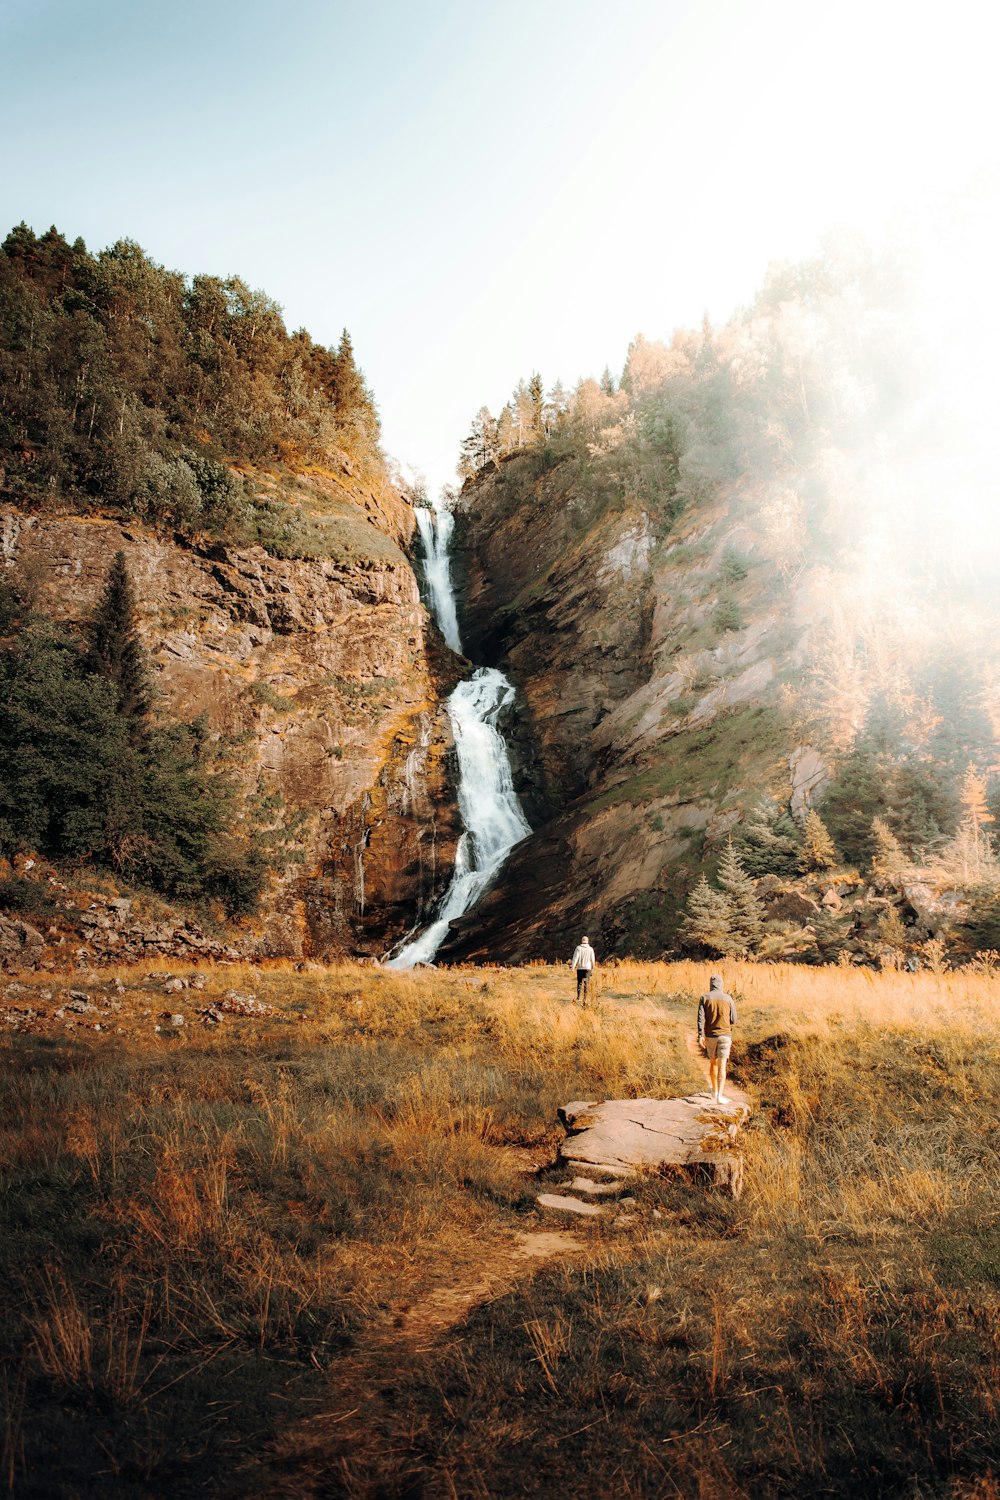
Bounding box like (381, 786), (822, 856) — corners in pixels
(387, 503), (530, 967)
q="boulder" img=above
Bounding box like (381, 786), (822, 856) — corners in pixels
(764, 891), (821, 923)
(0, 915), (46, 971)
(902, 881), (967, 937)
(558, 1096), (748, 1197)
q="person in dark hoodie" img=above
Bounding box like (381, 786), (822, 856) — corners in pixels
(697, 973), (737, 1104)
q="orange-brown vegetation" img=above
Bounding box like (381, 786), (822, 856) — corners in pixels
(1, 959), (998, 1495)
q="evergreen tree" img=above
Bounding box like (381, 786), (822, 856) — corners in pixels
(799, 809), (837, 872)
(84, 550), (150, 725)
(717, 839), (765, 955)
(496, 402), (517, 454)
(678, 875), (733, 956)
(528, 372), (545, 437)
(871, 816), (906, 880)
(331, 328), (381, 444)
(734, 795), (802, 876)
(960, 762), (994, 877)
(458, 406), (498, 478)
(820, 745), (888, 867)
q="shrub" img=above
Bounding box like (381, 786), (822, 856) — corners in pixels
(712, 594), (743, 633)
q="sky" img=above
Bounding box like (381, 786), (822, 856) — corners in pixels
(2, 0), (998, 494)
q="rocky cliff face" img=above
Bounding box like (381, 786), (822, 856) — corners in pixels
(1, 465), (463, 961)
(443, 447), (1000, 962)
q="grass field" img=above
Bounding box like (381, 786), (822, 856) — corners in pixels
(1, 959), (998, 1497)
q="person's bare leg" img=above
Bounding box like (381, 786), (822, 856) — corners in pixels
(708, 1056), (719, 1100)
(717, 1053), (729, 1103)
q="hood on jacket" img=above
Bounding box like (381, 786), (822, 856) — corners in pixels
(709, 974), (723, 991)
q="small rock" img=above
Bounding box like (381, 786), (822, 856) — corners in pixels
(164, 977), (186, 993)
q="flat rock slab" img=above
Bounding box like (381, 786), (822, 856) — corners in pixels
(536, 1192), (605, 1217)
(558, 1095), (749, 1197)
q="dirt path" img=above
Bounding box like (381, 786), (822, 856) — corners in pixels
(684, 1030), (751, 1109)
(397, 1227), (587, 1346)
(263, 1222), (589, 1495)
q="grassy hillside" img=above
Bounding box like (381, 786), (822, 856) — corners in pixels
(2, 959), (998, 1496)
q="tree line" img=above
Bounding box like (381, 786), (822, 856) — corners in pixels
(0, 223), (382, 548)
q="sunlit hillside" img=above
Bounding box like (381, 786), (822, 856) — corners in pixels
(447, 210), (1000, 964)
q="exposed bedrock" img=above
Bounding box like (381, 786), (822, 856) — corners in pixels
(1, 483), (463, 959)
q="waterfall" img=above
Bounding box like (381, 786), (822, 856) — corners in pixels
(387, 502), (530, 967)
(415, 505), (462, 654)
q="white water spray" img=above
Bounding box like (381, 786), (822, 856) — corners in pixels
(387, 503), (530, 967)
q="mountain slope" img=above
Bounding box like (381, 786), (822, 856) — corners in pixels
(443, 239), (1000, 961)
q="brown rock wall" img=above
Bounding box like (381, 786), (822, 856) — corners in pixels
(1, 501), (461, 959)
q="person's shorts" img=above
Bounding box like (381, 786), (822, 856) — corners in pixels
(704, 1035), (732, 1060)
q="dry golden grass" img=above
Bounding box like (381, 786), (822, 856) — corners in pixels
(1, 957), (999, 1496)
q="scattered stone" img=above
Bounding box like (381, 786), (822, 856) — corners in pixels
(164, 977), (187, 993)
(219, 990), (270, 1016)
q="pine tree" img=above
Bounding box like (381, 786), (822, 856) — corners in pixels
(331, 329), (380, 444)
(960, 762), (994, 878)
(678, 875), (733, 956)
(799, 809), (837, 872)
(871, 815), (906, 880)
(84, 550), (150, 725)
(734, 796), (802, 876)
(458, 406), (498, 478)
(528, 373), (544, 437)
(717, 839), (765, 955)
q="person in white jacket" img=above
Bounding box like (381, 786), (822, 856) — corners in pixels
(569, 935), (596, 1005)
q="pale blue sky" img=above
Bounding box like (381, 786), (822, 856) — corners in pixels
(2, 0), (998, 491)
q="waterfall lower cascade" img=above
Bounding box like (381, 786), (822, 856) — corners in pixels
(387, 502), (530, 968)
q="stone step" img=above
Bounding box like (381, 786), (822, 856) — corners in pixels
(536, 1192), (604, 1218)
(558, 1095), (749, 1199)
(560, 1176), (630, 1197)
